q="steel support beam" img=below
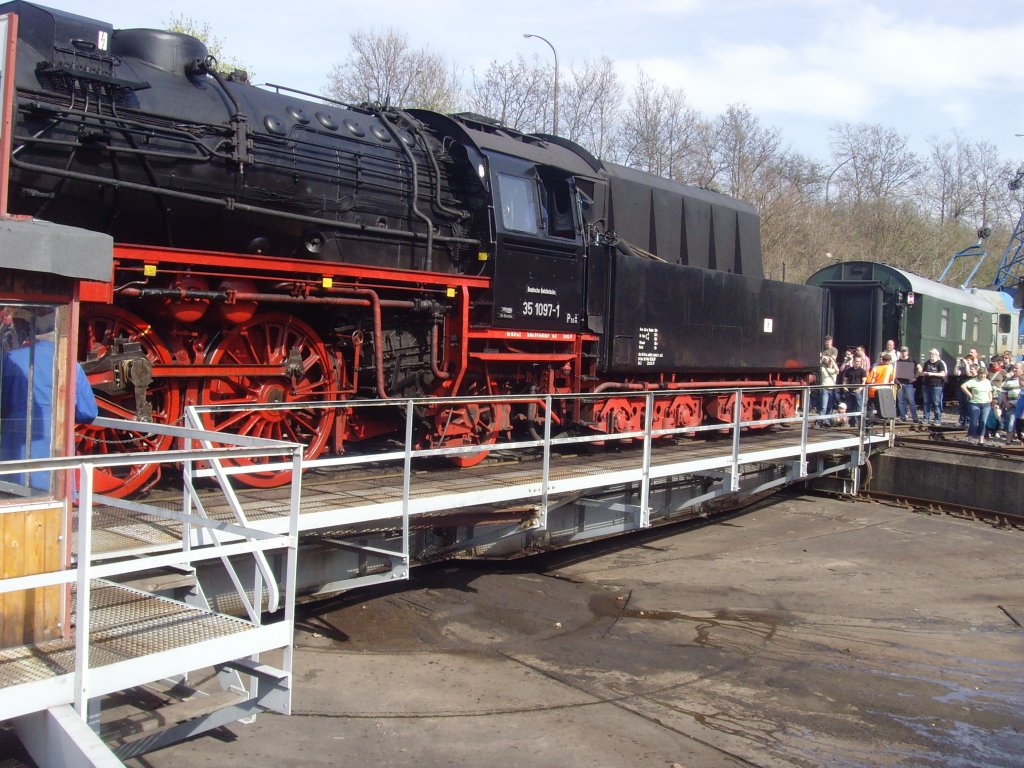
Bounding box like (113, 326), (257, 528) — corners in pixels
(13, 705), (123, 768)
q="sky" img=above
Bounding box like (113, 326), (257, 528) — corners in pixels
(13, 0), (1024, 165)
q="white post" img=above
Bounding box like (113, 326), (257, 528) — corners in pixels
(73, 464), (94, 719)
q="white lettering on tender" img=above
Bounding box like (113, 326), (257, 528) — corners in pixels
(637, 326), (664, 366)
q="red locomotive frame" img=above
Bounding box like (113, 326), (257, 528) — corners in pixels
(76, 244), (605, 494)
(73, 244), (801, 497)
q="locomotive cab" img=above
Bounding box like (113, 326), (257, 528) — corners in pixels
(486, 151), (588, 331)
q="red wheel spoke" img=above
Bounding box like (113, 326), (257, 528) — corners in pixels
(289, 411), (319, 435)
(197, 313), (337, 488)
(94, 396), (139, 421)
(302, 350), (322, 375)
(244, 332), (263, 366)
(232, 412), (267, 437)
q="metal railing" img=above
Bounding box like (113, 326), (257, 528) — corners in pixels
(188, 382), (888, 550)
(0, 416), (303, 722)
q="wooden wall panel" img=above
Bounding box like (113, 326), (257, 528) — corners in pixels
(0, 503), (64, 648)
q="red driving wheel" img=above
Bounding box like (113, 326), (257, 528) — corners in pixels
(198, 313), (337, 487)
(76, 306), (182, 497)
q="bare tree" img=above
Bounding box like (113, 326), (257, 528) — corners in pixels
(922, 133), (974, 223)
(828, 123), (923, 204)
(618, 70), (705, 181)
(325, 28), (461, 111)
(467, 55), (551, 133)
(711, 104), (783, 201)
(967, 141), (1016, 227)
(560, 57), (623, 158)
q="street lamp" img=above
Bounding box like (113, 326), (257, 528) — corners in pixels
(523, 33), (559, 136)
(824, 157), (853, 205)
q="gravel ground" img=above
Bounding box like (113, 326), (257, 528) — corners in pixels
(130, 490), (1024, 767)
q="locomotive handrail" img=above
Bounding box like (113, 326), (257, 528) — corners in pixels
(181, 405), (294, 620)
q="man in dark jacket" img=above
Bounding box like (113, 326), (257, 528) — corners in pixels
(920, 348), (947, 426)
(840, 350), (868, 418)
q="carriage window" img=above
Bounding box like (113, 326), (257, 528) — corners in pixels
(961, 312), (967, 340)
(0, 305), (59, 497)
(497, 174), (539, 234)
(940, 308), (949, 337)
(999, 314), (1012, 334)
(972, 315), (980, 342)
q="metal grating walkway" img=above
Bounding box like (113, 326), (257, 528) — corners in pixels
(0, 582), (253, 696)
(78, 425), (888, 560)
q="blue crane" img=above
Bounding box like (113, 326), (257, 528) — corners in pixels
(937, 227), (990, 289)
(990, 167), (1024, 306)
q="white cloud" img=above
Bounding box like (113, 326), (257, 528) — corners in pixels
(939, 99), (973, 128)
(616, 3), (1024, 132)
(618, 33), (877, 126)
(812, 6), (1024, 94)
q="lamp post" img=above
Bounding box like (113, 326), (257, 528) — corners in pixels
(523, 33), (559, 136)
(824, 157), (853, 205)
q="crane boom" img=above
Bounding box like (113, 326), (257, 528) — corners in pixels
(991, 168), (1024, 300)
(938, 230), (988, 289)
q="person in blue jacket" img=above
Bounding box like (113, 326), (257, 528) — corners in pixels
(0, 310), (98, 492)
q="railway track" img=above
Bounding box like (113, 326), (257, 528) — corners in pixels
(858, 487), (1024, 530)
(863, 427), (1024, 529)
(848, 421), (1024, 529)
(895, 431), (1024, 456)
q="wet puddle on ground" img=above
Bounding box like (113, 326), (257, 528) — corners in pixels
(588, 592), (787, 647)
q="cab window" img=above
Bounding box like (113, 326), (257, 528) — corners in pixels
(497, 174), (539, 234)
(539, 173), (577, 239)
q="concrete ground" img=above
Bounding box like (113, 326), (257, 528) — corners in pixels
(131, 491), (1023, 768)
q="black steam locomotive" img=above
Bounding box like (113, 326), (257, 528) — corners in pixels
(0, 1), (825, 494)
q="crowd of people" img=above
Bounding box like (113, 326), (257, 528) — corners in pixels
(815, 336), (890, 427)
(814, 337), (1024, 445)
(954, 349), (1023, 445)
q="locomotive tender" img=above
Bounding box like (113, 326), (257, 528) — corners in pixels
(0, 1), (824, 495)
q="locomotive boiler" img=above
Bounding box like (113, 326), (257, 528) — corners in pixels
(0, 1), (826, 495)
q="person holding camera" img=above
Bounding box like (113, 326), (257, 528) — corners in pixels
(920, 349), (947, 425)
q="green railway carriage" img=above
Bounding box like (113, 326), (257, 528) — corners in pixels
(806, 261), (1020, 372)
